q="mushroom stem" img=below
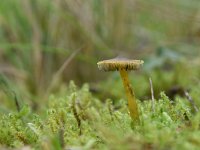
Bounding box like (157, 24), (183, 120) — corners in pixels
(119, 69), (139, 121)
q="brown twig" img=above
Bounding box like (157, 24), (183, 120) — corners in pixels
(0, 77), (21, 112)
(72, 94), (82, 135)
(184, 90), (199, 113)
(12, 91), (21, 112)
(59, 128), (65, 148)
(107, 99), (114, 121)
(149, 77), (155, 113)
(46, 47), (83, 95)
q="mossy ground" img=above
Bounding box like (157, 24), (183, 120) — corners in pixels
(0, 0), (200, 149)
(0, 81), (200, 150)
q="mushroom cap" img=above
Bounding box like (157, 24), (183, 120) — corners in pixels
(97, 57), (144, 71)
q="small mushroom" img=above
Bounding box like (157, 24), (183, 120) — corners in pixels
(97, 57), (144, 121)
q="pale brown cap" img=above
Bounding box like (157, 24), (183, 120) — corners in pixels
(97, 57), (144, 71)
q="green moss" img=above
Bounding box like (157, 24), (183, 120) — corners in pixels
(0, 82), (200, 149)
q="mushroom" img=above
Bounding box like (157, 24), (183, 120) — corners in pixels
(97, 57), (144, 122)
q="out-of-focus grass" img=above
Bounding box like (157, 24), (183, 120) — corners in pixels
(0, 0), (200, 108)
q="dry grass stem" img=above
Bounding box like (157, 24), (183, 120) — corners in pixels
(149, 77), (155, 113)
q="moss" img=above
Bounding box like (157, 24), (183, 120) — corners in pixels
(0, 82), (200, 149)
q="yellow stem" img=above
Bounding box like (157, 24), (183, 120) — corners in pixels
(119, 69), (139, 121)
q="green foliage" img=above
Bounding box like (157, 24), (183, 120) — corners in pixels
(0, 82), (200, 149)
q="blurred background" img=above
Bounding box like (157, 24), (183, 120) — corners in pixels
(0, 0), (200, 111)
